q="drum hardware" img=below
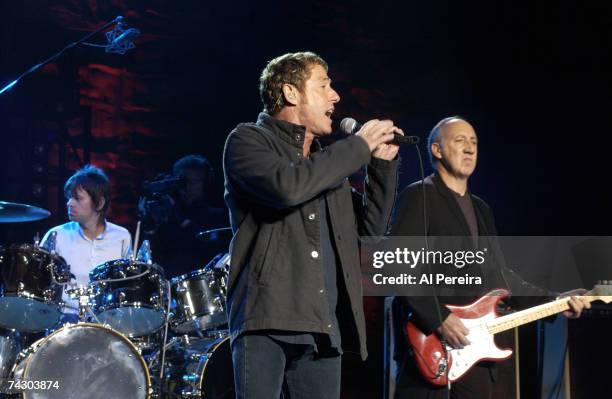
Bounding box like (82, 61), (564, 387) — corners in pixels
(16, 282), (26, 294)
(192, 321), (207, 339)
(132, 331), (163, 358)
(181, 388), (201, 398)
(41, 230), (57, 252)
(32, 232), (41, 248)
(189, 352), (206, 362)
(137, 239), (153, 265)
(91, 265), (151, 283)
(42, 288), (56, 301)
(63, 285), (108, 327)
(205, 329), (228, 340)
(158, 279), (173, 396)
(195, 227), (233, 243)
(151, 292), (163, 306)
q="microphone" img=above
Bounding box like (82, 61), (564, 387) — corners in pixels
(105, 18), (140, 54)
(340, 117), (420, 145)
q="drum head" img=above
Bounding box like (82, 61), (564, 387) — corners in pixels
(95, 307), (165, 337)
(90, 259), (164, 280)
(15, 323), (150, 399)
(172, 312), (228, 334)
(0, 297), (60, 332)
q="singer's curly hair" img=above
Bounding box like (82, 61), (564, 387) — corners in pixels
(259, 52), (328, 115)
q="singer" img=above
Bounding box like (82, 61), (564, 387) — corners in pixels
(223, 51), (401, 399)
(40, 165), (132, 322)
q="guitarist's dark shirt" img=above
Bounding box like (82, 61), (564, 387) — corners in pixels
(452, 190), (479, 241)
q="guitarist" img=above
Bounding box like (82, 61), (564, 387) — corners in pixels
(389, 116), (590, 399)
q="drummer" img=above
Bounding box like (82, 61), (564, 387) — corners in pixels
(41, 165), (132, 322)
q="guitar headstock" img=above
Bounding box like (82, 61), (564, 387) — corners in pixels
(587, 281), (612, 303)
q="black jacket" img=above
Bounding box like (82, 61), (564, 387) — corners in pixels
(390, 173), (552, 335)
(223, 113), (398, 360)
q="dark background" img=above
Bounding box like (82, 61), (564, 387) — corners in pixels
(1, 1), (610, 398)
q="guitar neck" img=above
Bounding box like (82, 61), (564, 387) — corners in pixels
(487, 296), (585, 334)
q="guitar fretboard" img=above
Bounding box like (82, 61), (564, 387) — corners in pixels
(487, 297), (575, 334)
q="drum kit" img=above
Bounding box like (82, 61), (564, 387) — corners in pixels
(0, 201), (234, 398)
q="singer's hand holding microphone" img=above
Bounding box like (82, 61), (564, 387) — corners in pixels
(340, 117), (419, 161)
(361, 120), (403, 161)
(353, 119), (398, 152)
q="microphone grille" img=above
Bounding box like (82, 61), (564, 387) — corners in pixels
(340, 118), (357, 135)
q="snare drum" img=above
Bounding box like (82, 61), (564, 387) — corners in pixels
(12, 323), (151, 399)
(170, 253), (229, 333)
(89, 259), (166, 337)
(0, 244), (69, 332)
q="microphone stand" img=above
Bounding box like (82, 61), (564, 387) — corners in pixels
(0, 16), (124, 95)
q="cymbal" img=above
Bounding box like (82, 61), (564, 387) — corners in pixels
(196, 227), (233, 243)
(0, 201), (51, 223)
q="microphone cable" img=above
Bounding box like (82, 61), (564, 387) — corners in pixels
(413, 144), (452, 398)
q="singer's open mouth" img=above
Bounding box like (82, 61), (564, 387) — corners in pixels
(325, 108), (334, 117)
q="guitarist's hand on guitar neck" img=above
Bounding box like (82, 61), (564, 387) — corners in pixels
(437, 313), (471, 349)
(559, 288), (592, 318)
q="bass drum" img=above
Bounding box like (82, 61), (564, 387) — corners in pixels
(12, 323), (151, 399)
(0, 328), (20, 379)
(160, 334), (234, 398)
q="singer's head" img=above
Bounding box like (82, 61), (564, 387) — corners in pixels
(428, 116), (478, 180)
(260, 51), (340, 136)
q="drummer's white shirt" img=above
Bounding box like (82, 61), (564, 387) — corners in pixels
(41, 220), (132, 313)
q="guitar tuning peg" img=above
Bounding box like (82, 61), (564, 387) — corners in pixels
(597, 280), (602, 285)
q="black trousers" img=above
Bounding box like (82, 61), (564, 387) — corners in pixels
(394, 360), (495, 399)
(231, 333), (342, 399)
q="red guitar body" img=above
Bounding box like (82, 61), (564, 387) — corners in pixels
(405, 289), (513, 386)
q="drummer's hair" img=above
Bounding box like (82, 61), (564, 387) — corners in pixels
(64, 165), (111, 218)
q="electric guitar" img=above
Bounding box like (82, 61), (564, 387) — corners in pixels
(405, 283), (612, 386)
